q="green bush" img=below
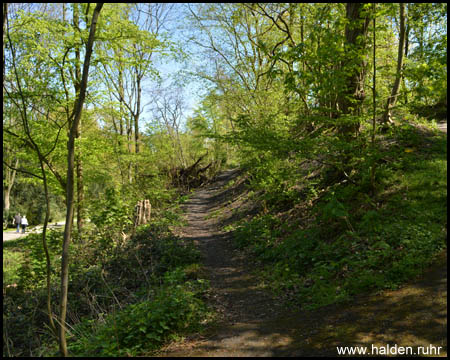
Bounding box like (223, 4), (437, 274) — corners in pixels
(17, 231), (62, 290)
(69, 269), (209, 357)
(5, 206), (208, 357)
(232, 123), (446, 310)
(89, 188), (134, 241)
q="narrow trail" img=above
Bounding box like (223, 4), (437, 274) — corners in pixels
(180, 169), (283, 326)
(159, 167), (447, 357)
(161, 169), (293, 356)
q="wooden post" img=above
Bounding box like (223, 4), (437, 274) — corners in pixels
(134, 199), (151, 228)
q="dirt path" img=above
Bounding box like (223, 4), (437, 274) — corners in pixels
(159, 169), (447, 357)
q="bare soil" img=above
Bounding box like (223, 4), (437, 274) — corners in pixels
(158, 169), (447, 357)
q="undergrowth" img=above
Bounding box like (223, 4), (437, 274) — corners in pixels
(232, 121), (447, 310)
(67, 268), (210, 357)
(3, 202), (212, 357)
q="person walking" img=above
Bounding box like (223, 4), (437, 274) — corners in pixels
(21, 215), (28, 234)
(14, 213), (22, 233)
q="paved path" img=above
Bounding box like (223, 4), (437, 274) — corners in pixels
(3, 222), (65, 242)
(437, 120), (447, 133)
(3, 231), (27, 242)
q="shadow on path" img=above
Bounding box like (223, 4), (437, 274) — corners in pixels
(159, 168), (447, 357)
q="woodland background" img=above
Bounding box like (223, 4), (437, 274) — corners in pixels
(3, 3), (447, 356)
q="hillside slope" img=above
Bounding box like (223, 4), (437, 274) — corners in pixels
(158, 168), (447, 357)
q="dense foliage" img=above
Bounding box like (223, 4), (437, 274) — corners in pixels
(231, 122), (446, 309)
(4, 207), (211, 356)
(3, 2), (446, 357)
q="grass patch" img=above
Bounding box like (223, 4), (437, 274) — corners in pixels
(3, 250), (24, 285)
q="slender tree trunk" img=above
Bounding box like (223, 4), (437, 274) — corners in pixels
(382, 3), (406, 126)
(116, 54), (126, 184)
(39, 158), (57, 336)
(134, 68), (141, 176)
(73, 3), (84, 240)
(402, 20), (410, 105)
(127, 115), (133, 183)
(176, 130), (186, 168)
(3, 4), (11, 211)
(370, 3), (377, 192)
(118, 54), (125, 138)
(59, 4), (103, 356)
(76, 138), (84, 240)
(3, 3), (7, 83)
(135, 73), (141, 156)
(4, 158), (18, 211)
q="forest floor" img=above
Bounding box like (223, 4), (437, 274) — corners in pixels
(157, 167), (447, 357)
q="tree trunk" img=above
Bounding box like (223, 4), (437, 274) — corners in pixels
(402, 18), (410, 105)
(59, 4), (103, 356)
(134, 66), (141, 176)
(3, 170), (15, 211)
(370, 3), (377, 192)
(134, 200), (151, 227)
(76, 146), (84, 239)
(382, 3), (406, 126)
(3, 4), (11, 211)
(338, 3), (370, 138)
(134, 72), (141, 156)
(3, 3), (7, 84)
(3, 158), (18, 211)
(73, 3), (84, 240)
(118, 54), (125, 138)
(39, 158), (57, 336)
(127, 116), (133, 184)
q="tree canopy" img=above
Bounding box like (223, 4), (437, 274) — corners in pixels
(3, 3), (447, 357)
